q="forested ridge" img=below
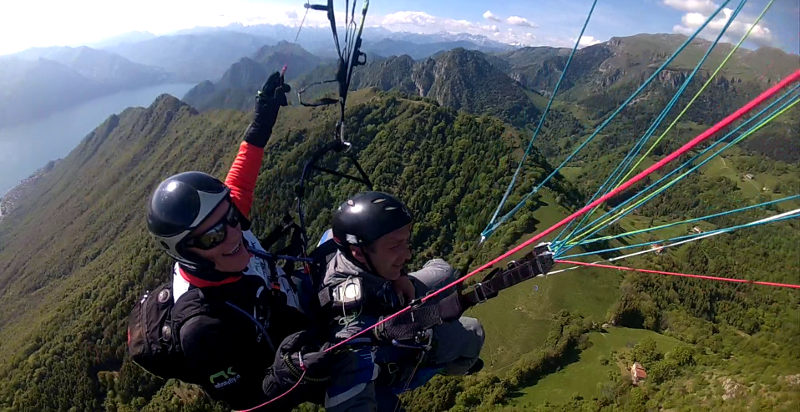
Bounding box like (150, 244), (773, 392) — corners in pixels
(0, 89), (580, 409)
(0, 37), (798, 410)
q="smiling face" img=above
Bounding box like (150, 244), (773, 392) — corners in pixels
(185, 200), (250, 272)
(351, 224), (412, 280)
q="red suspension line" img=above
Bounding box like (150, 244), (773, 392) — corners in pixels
(556, 259), (800, 289)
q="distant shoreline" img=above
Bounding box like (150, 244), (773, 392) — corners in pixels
(0, 82), (196, 196)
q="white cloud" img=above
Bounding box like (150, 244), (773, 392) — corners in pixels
(663, 0), (718, 14)
(506, 16), (535, 28)
(483, 10), (537, 28)
(681, 12), (708, 27)
(483, 10), (501, 22)
(382, 11), (438, 26)
(579, 35), (601, 47)
(671, 6), (774, 46)
(379, 10), (536, 46)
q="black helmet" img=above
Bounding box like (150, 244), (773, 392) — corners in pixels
(147, 171), (231, 270)
(332, 191), (413, 251)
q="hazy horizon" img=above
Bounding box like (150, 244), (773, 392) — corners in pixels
(1, 0), (797, 56)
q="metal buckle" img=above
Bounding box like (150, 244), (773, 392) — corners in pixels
(415, 329), (433, 351)
(473, 282), (490, 304)
(390, 329), (433, 351)
(533, 242), (554, 276)
(390, 339), (430, 351)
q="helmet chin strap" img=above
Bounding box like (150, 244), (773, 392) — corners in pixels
(346, 243), (380, 277)
(361, 246), (380, 277)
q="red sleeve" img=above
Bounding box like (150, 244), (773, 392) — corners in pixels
(225, 141), (265, 218)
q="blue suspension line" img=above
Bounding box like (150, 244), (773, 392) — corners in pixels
(573, 195), (799, 247)
(554, 93), (800, 257)
(555, 88), (800, 254)
(480, 0), (731, 241)
(482, 0), (598, 241)
(556, 212), (800, 260)
(554, 0), (747, 247)
(554, 89), (800, 255)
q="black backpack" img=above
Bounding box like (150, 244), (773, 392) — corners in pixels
(127, 282), (210, 379)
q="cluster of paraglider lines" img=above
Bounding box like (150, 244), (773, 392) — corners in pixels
(240, 0), (798, 408)
(480, 0), (800, 286)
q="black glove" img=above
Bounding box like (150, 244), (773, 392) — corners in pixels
(261, 331), (332, 408)
(244, 71), (291, 148)
(272, 330), (335, 383)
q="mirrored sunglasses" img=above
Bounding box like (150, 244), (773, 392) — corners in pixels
(183, 203), (242, 250)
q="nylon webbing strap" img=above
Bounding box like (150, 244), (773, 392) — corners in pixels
(375, 305), (443, 341)
(461, 243), (553, 307)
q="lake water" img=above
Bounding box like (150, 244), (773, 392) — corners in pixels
(0, 83), (195, 195)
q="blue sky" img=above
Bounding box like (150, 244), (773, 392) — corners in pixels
(0, 0), (797, 56)
(366, 0), (798, 51)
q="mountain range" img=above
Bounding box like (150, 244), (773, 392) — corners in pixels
(351, 49), (542, 128)
(105, 31), (275, 82)
(182, 33), (798, 149)
(183, 41), (324, 112)
(170, 24), (514, 59)
(0, 26), (517, 129)
(0, 47), (170, 127)
(493, 34), (798, 108)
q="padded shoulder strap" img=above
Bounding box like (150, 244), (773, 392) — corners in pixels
(171, 287), (214, 327)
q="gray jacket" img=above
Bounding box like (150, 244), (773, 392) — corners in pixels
(322, 252), (484, 411)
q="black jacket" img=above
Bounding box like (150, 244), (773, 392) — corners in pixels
(176, 272), (311, 410)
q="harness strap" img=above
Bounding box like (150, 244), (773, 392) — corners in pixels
(374, 305), (442, 342)
(224, 300), (276, 353)
(460, 243), (554, 308)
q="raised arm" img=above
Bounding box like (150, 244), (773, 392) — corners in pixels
(225, 71), (290, 217)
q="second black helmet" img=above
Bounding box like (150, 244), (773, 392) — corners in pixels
(332, 191), (413, 249)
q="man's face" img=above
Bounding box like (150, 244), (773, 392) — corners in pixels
(185, 200), (250, 272)
(352, 224), (412, 280)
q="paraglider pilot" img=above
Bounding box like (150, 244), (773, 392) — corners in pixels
(132, 71), (336, 410)
(320, 191), (485, 411)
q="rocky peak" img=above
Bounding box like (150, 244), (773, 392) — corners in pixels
(217, 57), (268, 89)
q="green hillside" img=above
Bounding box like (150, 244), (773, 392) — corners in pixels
(509, 327), (682, 408)
(0, 88), (578, 409)
(0, 32), (798, 411)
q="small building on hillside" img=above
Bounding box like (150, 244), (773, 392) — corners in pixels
(631, 362), (647, 385)
(744, 173), (754, 181)
(650, 244), (664, 255)
(692, 226), (703, 234)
